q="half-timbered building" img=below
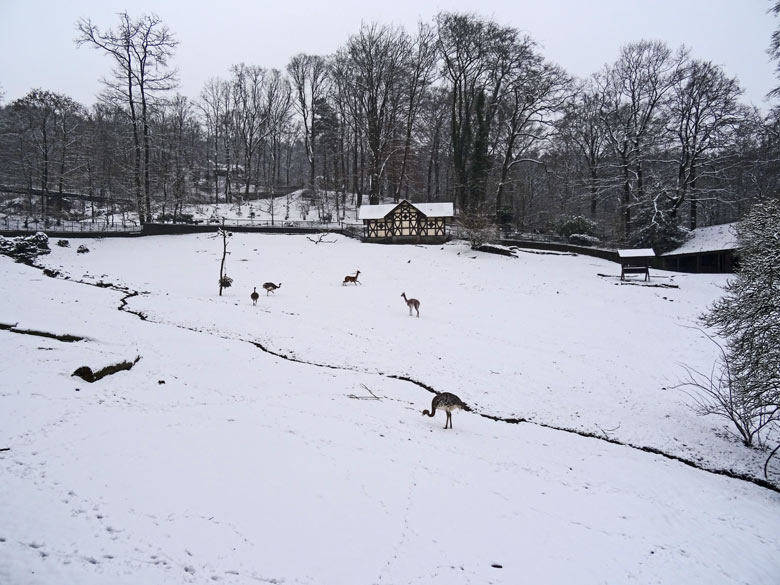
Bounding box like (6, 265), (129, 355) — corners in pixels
(358, 200), (455, 244)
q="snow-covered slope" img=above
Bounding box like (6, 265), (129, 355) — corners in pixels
(1, 233), (778, 584)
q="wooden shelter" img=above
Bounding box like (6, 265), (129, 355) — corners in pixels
(358, 200), (455, 244)
(659, 223), (738, 273)
(617, 248), (655, 281)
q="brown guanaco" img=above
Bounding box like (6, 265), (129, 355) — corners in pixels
(342, 270), (361, 285)
(401, 292), (420, 317)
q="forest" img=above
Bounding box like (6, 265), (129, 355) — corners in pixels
(1, 10), (780, 251)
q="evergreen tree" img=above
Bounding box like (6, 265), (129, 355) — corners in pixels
(699, 199), (780, 445)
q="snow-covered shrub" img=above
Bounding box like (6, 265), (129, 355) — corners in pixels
(628, 198), (688, 254)
(77, 245), (90, 254)
(57, 239), (70, 248)
(219, 274), (233, 289)
(568, 233), (601, 247)
(555, 215), (598, 239)
(0, 232), (50, 262)
(459, 209), (497, 249)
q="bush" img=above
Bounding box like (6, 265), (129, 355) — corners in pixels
(219, 274), (233, 289)
(568, 233), (601, 247)
(460, 209), (497, 249)
(555, 215), (598, 239)
(77, 245), (90, 254)
(628, 199), (689, 254)
(56, 239), (70, 248)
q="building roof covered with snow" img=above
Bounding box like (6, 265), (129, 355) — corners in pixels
(358, 201), (454, 221)
(658, 223), (739, 273)
(663, 223), (738, 256)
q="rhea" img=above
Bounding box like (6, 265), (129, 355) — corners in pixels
(343, 270), (361, 285)
(422, 392), (466, 429)
(401, 292), (420, 317)
(250, 287), (259, 306)
(263, 282), (281, 295)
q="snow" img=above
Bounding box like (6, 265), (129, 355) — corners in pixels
(665, 223), (738, 256)
(1, 233), (779, 584)
(618, 248), (656, 258)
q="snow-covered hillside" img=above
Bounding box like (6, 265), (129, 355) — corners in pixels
(1, 233), (778, 584)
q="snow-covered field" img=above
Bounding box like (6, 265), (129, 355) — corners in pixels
(1, 233), (778, 584)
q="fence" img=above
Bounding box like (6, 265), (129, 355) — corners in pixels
(1, 215), (364, 239)
(0, 216), (141, 236)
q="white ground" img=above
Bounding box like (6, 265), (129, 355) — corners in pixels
(1, 233), (778, 585)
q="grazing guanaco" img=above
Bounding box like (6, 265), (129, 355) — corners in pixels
(401, 292), (420, 317)
(342, 270), (361, 285)
(250, 287), (259, 306)
(422, 392), (466, 429)
(263, 282), (281, 295)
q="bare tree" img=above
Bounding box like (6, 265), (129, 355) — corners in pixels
(230, 63), (269, 200)
(329, 52), (366, 209)
(199, 77), (229, 203)
(261, 69), (293, 224)
(76, 12), (178, 223)
(494, 43), (572, 218)
(155, 94), (198, 221)
(555, 80), (610, 218)
(341, 23), (409, 204)
(393, 22), (439, 202)
(667, 59), (744, 229)
(418, 87), (450, 203)
(287, 53), (329, 192)
(596, 41), (685, 237)
(11, 90), (57, 217)
(10, 90), (85, 219)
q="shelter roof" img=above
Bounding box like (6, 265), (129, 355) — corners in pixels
(358, 200), (454, 220)
(617, 248), (656, 258)
(662, 223), (738, 256)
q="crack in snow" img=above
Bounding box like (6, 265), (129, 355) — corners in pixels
(34, 263), (780, 495)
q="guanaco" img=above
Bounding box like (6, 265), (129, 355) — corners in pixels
(401, 292), (420, 317)
(342, 270), (361, 285)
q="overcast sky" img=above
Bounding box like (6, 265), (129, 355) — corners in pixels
(1, 0), (777, 110)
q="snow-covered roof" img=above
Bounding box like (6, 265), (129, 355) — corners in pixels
(663, 223), (738, 256)
(358, 203), (398, 220)
(358, 200), (455, 220)
(618, 248), (655, 258)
